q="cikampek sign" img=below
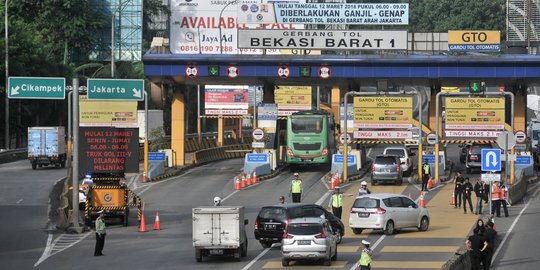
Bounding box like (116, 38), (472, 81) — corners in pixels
(238, 29), (407, 50)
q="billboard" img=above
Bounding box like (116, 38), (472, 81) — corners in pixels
(444, 97), (505, 138)
(448, 30), (501, 51)
(274, 86), (312, 116)
(238, 30), (408, 50)
(170, 0), (305, 54)
(353, 96), (413, 129)
(79, 127), (139, 173)
(237, 2), (409, 25)
(79, 95), (138, 128)
(204, 85), (249, 115)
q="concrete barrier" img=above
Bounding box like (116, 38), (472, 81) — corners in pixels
(0, 149), (27, 164)
(508, 169), (527, 205)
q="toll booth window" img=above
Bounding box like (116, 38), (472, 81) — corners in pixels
(292, 117), (323, 134)
(385, 149), (406, 158)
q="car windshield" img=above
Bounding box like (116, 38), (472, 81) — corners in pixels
(258, 207), (287, 220)
(291, 117), (323, 134)
(375, 156), (398, 165)
(385, 149), (405, 157)
(287, 223), (322, 235)
(353, 198), (380, 208)
(471, 145), (489, 154)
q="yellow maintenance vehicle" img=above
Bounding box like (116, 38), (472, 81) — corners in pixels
(84, 173), (142, 226)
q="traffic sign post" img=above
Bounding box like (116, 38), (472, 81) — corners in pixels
(252, 128), (265, 141)
(481, 149), (501, 172)
(339, 133), (351, 144)
(87, 79), (144, 100)
(8, 77), (66, 99)
(426, 133), (437, 145)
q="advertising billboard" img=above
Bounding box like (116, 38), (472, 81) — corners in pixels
(274, 86), (312, 116)
(79, 95), (138, 128)
(204, 85), (249, 115)
(353, 96), (413, 129)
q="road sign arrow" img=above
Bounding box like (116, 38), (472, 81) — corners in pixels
(10, 86), (20, 96)
(132, 88), (142, 99)
(486, 151), (498, 167)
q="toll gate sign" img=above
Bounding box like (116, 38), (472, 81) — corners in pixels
(353, 97), (413, 129)
(79, 127), (139, 173)
(444, 97), (505, 138)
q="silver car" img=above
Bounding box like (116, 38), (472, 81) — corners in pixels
(281, 217), (338, 267)
(371, 155), (403, 185)
(349, 193), (430, 235)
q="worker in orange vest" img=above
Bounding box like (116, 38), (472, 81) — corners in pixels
(499, 181), (509, 217)
(491, 181), (501, 217)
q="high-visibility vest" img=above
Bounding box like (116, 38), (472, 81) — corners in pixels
(332, 194), (343, 208)
(500, 186), (506, 200)
(423, 164), (430, 175)
(291, 179), (302, 193)
(359, 249), (372, 266)
(491, 184), (500, 200)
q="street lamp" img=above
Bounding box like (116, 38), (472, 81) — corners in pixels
(4, 0), (9, 149)
(218, 0), (238, 54)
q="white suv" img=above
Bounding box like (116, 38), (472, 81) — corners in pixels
(383, 146), (414, 176)
(281, 217), (338, 267)
(349, 193), (430, 235)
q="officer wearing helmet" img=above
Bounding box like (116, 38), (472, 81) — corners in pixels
(358, 181), (371, 196)
(213, 196), (222, 206)
(289, 172), (303, 203)
(328, 186), (353, 219)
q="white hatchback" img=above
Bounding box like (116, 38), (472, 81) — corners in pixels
(349, 193), (430, 235)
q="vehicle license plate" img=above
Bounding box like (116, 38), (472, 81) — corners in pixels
(358, 212), (370, 218)
(384, 169), (390, 172)
(209, 249), (223, 255)
(265, 224), (276, 230)
(298, 240), (311, 245)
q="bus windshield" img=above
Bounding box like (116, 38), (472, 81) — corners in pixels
(291, 117), (323, 134)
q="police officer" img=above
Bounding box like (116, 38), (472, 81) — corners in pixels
(328, 187), (344, 219)
(358, 240), (373, 270)
(358, 181), (371, 196)
(289, 172), (303, 203)
(213, 196), (222, 206)
(422, 159), (431, 191)
(94, 210), (106, 256)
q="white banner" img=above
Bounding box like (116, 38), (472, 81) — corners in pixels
(445, 130), (501, 138)
(238, 29), (407, 50)
(354, 123), (412, 129)
(353, 130), (412, 139)
(445, 124), (505, 130)
(170, 0), (305, 54)
(237, 2), (409, 25)
(205, 109), (248, 115)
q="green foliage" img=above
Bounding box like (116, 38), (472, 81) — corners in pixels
(149, 127), (170, 152)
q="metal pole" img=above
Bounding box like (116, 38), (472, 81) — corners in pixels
(435, 92), (442, 183)
(197, 85), (201, 145)
(4, 0), (9, 149)
(253, 87), (258, 129)
(144, 91), (148, 182)
(316, 86), (320, 110)
(111, 11), (115, 78)
(67, 91), (73, 169)
(71, 79), (81, 232)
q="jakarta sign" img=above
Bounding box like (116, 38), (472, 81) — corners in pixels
(87, 79), (144, 101)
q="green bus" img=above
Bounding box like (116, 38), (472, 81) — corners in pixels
(285, 110), (336, 165)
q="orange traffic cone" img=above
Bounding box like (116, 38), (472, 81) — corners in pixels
(419, 192), (426, 208)
(427, 177), (433, 189)
(139, 212), (148, 232)
(329, 174), (336, 190)
(252, 169), (258, 183)
(408, 193), (413, 199)
(247, 171), (252, 186)
(451, 192), (455, 205)
(241, 173), (247, 188)
(335, 170), (341, 183)
(153, 211), (161, 230)
(234, 176), (241, 190)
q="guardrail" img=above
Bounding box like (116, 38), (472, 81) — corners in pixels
(0, 149), (28, 164)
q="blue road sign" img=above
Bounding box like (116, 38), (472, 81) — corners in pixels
(246, 154), (268, 163)
(422, 154), (443, 165)
(515, 155), (532, 165)
(481, 149), (502, 171)
(333, 154), (355, 164)
(148, 152), (166, 161)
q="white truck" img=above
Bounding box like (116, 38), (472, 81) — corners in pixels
(192, 206), (248, 262)
(28, 127), (67, 170)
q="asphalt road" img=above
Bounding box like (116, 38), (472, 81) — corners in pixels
(0, 160), (66, 269)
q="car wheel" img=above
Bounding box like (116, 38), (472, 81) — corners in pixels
(352, 228), (363, 234)
(260, 240), (272, 248)
(335, 228), (342, 244)
(384, 220), (395, 235)
(32, 162), (37, 170)
(466, 167), (471, 174)
(371, 180), (377, 186)
(241, 241), (248, 257)
(323, 255), (331, 266)
(331, 249), (337, 261)
(281, 258), (289, 267)
(234, 247), (241, 261)
(418, 216), (429, 231)
(195, 249), (202, 262)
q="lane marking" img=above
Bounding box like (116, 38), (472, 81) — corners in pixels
(349, 234), (386, 270)
(34, 232), (91, 267)
(492, 181), (540, 265)
(371, 261), (446, 269)
(34, 233), (53, 267)
(262, 260), (347, 268)
(381, 246), (459, 252)
(16, 198), (23, 204)
(242, 247), (271, 270)
(221, 190), (238, 202)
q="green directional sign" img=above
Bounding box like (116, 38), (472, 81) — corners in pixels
(87, 79), (144, 100)
(299, 66), (311, 77)
(8, 77), (65, 99)
(208, 65), (220, 77)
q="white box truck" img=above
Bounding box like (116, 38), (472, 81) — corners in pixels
(28, 127), (67, 169)
(192, 206), (248, 262)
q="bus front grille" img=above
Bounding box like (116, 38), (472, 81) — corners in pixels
(293, 143), (321, 151)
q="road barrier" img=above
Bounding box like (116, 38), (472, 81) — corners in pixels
(0, 148), (27, 164)
(193, 144), (251, 165)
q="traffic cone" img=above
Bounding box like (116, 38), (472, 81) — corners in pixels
(408, 193), (413, 199)
(335, 170), (341, 183)
(153, 211), (161, 230)
(329, 174), (336, 190)
(252, 169), (258, 183)
(142, 171), (148, 183)
(139, 212), (148, 232)
(234, 176), (241, 190)
(427, 177), (433, 189)
(241, 173), (247, 188)
(451, 192), (455, 205)
(419, 192), (426, 208)
(247, 171), (252, 186)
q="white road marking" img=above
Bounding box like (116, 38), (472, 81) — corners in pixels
(34, 232), (91, 267)
(16, 198), (23, 204)
(241, 247), (271, 270)
(349, 235), (387, 270)
(221, 190), (238, 202)
(492, 182), (540, 265)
